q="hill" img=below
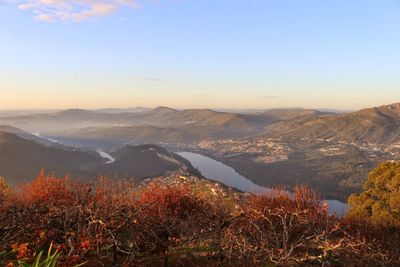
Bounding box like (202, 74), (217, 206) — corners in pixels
(0, 107), (326, 140)
(20, 108), (327, 144)
(0, 131), (101, 184)
(0, 131), (197, 185)
(99, 144), (200, 179)
(264, 103), (400, 145)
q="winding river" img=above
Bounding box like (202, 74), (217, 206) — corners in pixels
(31, 133), (349, 215)
(34, 133), (116, 164)
(177, 151), (349, 216)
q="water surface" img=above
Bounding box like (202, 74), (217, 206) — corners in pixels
(177, 151), (349, 216)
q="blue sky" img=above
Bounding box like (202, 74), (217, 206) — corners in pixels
(1, 0), (400, 110)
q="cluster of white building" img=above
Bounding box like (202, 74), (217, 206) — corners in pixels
(196, 138), (292, 164)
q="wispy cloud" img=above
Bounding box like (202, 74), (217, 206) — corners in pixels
(262, 95), (278, 99)
(133, 77), (168, 82)
(16, 0), (140, 22)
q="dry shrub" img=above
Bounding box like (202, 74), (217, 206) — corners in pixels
(138, 182), (210, 220)
(0, 173), (139, 265)
(219, 186), (329, 265)
(126, 182), (227, 264)
(219, 186), (400, 266)
(17, 169), (74, 206)
(93, 176), (137, 206)
(1, 173), (400, 266)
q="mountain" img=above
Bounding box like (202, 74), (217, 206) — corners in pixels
(55, 125), (194, 144)
(7, 109), (98, 121)
(0, 131), (101, 185)
(0, 125), (39, 139)
(0, 125), (57, 146)
(98, 144), (200, 179)
(0, 131), (197, 185)
(209, 103), (400, 200)
(12, 107), (328, 145)
(264, 103), (400, 145)
(0, 109), (108, 132)
(0, 107), (325, 137)
(262, 109), (332, 122)
(0, 109), (60, 117)
(94, 107), (151, 114)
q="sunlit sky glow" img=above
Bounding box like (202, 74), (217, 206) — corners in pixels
(1, 0), (400, 110)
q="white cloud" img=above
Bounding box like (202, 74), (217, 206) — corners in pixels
(16, 0), (140, 22)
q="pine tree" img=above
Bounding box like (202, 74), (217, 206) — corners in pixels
(348, 162), (400, 226)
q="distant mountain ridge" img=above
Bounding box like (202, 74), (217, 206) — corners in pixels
(0, 106), (324, 129)
(264, 103), (400, 145)
(1, 107), (331, 144)
(3, 103), (399, 145)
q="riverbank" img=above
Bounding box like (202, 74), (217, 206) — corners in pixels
(177, 151), (349, 216)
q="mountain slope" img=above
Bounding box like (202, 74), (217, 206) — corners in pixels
(0, 125), (63, 146)
(0, 107), (326, 137)
(29, 108), (329, 144)
(0, 132), (102, 184)
(98, 144), (200, 179)
(0, 132), (197, 185)
(264, 103), (400, 144)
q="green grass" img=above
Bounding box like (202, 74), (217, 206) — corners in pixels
(1, 243), (86, 267)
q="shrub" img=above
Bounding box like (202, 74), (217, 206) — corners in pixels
(1, 171), (399, 266)
(220, 186), (331, 265)
(348, 161), (400, 226)
(18, 169), (74, 207)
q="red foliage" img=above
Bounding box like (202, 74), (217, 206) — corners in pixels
(18, 169), (74, 206)
(11, 243), (30, 259)
(0, 172), (399, 266)
(138, 182), (209, 220)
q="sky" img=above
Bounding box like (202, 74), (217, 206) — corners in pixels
(1, 0), (400, 110)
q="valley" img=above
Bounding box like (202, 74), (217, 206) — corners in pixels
(1, 103), (400, 201)
(0, 130), (198, 185)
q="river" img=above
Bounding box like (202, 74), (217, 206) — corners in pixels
(177, 151), (349, 216)
(34, 133), (116, 164)
(31, 133), (348, 215)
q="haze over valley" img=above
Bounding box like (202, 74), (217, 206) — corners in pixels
(1, 102), (400, 201)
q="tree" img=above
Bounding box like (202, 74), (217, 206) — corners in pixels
(348, 162), (400, 226)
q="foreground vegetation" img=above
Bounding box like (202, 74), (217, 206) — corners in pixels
(1, 165), (400, 266)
